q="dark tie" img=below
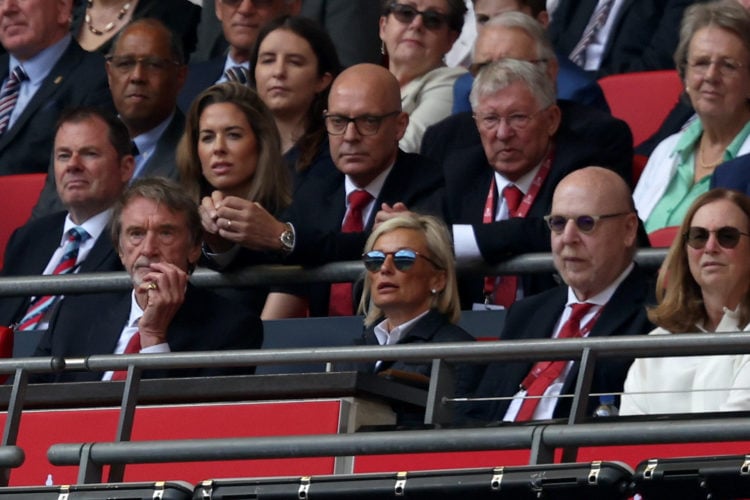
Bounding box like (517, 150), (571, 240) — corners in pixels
(329, 190), (373, 316)
(569, 0), (615, 67)
(515, 302), (595, 421)
(111, 331), (142, 381)
(0, 65), (28, 134)
(486, 185), (524, 307)
(16, 227), (90, 331)
(224, 66), (249, 85)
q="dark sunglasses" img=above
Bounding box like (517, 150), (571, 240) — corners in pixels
(362, 249), (441, 272)
(544, 212), (630, 234)
(387, 2), (450, 31)
(685, 226), (750, 249)
(220, 0), (275, 6)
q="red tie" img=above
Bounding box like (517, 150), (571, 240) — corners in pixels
(111, 331), (141, 381)
(485, 185), (524, 307)
(515, 302), (595, 421)
(329, 190), (373, 316)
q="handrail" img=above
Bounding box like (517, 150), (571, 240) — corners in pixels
(0, 249), (667, 297)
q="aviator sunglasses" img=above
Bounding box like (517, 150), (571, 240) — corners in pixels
(544, 213), (630, 234)
(685, 226), (750, 249)
(387, 2), (450, 31)
(362, 249), (441, 272)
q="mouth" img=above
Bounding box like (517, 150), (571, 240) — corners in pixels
(210, 162), (232, 175)
(377, 282), (398, 292)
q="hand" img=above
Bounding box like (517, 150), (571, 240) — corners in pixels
(200, 192), (234, 253)
(373, 202), (411, 229)
(212, 196), (288, 252)
(135, 262), (188, 347)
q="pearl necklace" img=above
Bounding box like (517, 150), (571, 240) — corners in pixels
(85, 0), (132, 36)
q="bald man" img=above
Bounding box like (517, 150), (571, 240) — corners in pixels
(462, 167), (654, 423)
(209, 64), (444, 317)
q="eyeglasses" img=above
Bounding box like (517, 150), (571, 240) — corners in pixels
(323, 111), (400, 136)
(469, 58), (548, 77)
(544, 212), (631, 234)
(105, 55), (181, 74)
(473, 107), (547, 133)
(220, 0), (276, 7)
(386, 2), (450, 31)
(685, 226), (750, 249)
(687, 57), (746, 77)
(362, 249), (441, 272)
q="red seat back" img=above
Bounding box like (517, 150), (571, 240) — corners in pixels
(648, 226), (681, 248)
(0, 173), (46, 268)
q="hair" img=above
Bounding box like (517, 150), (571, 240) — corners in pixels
(108, 17), (186, 65)
(674, 0), (750, 80)
(650, 188), (750, 332)
(359, 213), (461, 327)
(470, 58), (555, 110)
(176, 82), (291, 214)
(249, 15), (341, 173)
(471, 0), (546, 17)
(482, 11), (557, 63)
(56, 106), (132, 159)
(110, 177), (202, 254)
(381, 0), (467, 33)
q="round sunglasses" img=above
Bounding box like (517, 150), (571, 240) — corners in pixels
(544, 212), (630, 234)
(685, 226), (750, 249)
(386, 2), (450, 31)
(362, 249), (441, 272)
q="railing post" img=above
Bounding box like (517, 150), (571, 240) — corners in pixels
(0, 368), (28, 485)
(424, 358), (455, 425)
(562, 347), (597, 462)
(77, 443), (102, 484)
(108, 365), (142, 482)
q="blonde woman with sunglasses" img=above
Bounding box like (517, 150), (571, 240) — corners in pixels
(622, 188), (750, 415)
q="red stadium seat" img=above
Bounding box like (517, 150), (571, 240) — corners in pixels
(648, 226), (681, 248)
(0, 173), (45, 268)
(598, 70), (684, 148)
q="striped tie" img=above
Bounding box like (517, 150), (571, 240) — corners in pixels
(224, 66), (249, 85)
(16, 227), (91, 331)
(568, 0), (615, 68)
(0, 66), (28, 134)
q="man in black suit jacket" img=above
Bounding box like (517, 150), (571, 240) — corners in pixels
(178, 0), (301, 111)
(32, 18), (188, 218)
(710, 153), (750, 195)
(0, 108), (134, 355)
(0, 0), (113, 176)
(548, 0), (699, 77)
(462, 167), (654, 423)
(33, 177), (263, 382)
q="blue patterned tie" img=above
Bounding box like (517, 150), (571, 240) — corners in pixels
(224, 66), (249, 85)
(0, 65), (28, 134)
(16, 227), (91, 331)
(569, 0), (615, 68)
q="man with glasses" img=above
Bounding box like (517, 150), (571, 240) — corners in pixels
(178, 0), (301, 111)
(460, 166), (654, 423)
(0, 0), (113, 176)
(223, 63), (443, 318)
(33, 19), (187, 217)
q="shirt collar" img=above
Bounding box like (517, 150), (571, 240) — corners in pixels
(10, 34), (71, 83)
(373, 309), (430, 345)
(223, 54), (249, 73)
(63, 209), (112, 244)
(133, 112), (174, 156)
(127, 289), (145, 328)
(566, 261), (635, 307)
(344, 163), (394, 203)
(493, 158), (543, 195)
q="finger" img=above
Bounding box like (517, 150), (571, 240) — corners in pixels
(210, 190), (225, 207)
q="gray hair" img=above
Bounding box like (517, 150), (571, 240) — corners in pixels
(482, 11), (557, 64)
(470, 58), (556, 111)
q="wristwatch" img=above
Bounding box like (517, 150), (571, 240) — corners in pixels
(279, 222), (295, 254)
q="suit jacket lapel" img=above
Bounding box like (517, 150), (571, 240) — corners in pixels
(139, 111), (185, 179)
(83, 292), (131, 355)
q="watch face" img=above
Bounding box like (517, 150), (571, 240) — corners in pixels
(281, 230), (294, 248)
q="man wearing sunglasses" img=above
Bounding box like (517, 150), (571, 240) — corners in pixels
(461, 167), (654, 423)
(178, 0), (301, 111)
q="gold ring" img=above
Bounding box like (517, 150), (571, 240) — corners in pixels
(147, 282), (158, 290)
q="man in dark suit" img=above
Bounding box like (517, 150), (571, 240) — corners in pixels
(32, 18), (188, 218)
(462, 167), (654, 423)
(548, 0), (699, 77)
(34, 177), (263, 382)
(201, 63), (443, 317)
(0, 108), (134, 356)
(0, 0), (113, 176)
(178, 0), (301, 111)
(710, 153), (750, 195)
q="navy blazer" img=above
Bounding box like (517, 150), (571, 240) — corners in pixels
(0, 211), (122, 329)
(0, 39), (114, 175)
(548, 0), (696, 77)
(33, 284), (263, 382)
(177, 57), (225, 112)
(461, 264), (655, 423)
(710, 153), (750, 195)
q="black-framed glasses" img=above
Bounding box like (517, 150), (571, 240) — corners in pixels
(323, 111), (400, 136)
(362, 249), (441, 272)
(220, 0), (275, 7)
(685, 226), (750, 249)
(544, 212), (631, 234)
(386, 2), (450, 31)
(105, 55), (181, 74)
(469, 58), (548, 77)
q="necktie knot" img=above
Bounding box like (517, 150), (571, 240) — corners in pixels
(503, 185), (524, 216)
(67, 226), (90, 244)
(567, 302), (595, 329)
(348, 189), (372, 211)
(225, 65), (249, 85)
(9, 66), (27, 84)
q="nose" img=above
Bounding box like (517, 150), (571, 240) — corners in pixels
(272, 59), (286, 77)
(703, 232), (721, 253)
(494, 118), (516, 140)
(342, 120), (361, 141)
(408, 12), (425, 30)
(129, 60), (147, 82)
(703, 60), (721, 81)
(140, 230), (159, 256)
(560, 218), (581, 243)
(379, 254), (396, 274)
(237, 0), (257, 13)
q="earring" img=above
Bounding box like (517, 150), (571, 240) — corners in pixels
(381, 40), (386, 56)
(431, 288), (438, 295)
